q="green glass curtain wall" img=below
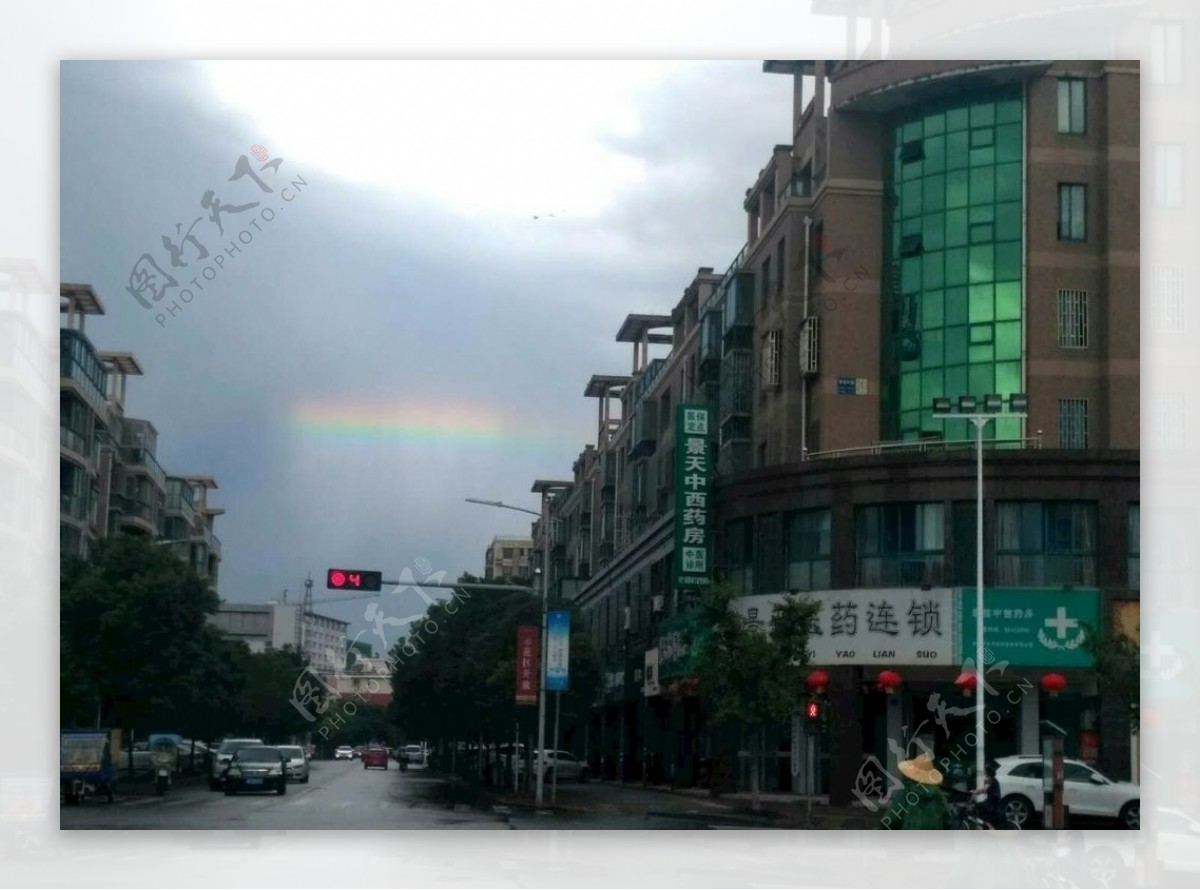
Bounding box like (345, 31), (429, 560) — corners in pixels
(882, 88), (1025, 443)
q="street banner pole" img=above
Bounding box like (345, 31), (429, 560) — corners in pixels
(552, 691), (561, 802)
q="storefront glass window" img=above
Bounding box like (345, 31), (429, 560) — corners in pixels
(785, 509), (831, 591)
(995, 501), (1097, 586)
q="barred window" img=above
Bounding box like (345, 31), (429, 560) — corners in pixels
(1057, 289), (1088, 348)
(1153, 265), (1186, 332)
(1058, 399), (1089, 449)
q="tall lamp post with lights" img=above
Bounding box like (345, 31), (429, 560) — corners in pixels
(931, 392), (1027, 791)
(466, 483), (568, 809)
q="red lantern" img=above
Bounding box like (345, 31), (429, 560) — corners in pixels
(954, 672), (978, 697)
(806, 669), (830, 695)
(876, 670), (902, 695)
(1041, 672), (1067, 698)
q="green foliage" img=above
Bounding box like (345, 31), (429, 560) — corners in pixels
(695, 583), (820, 727)
(390, 583), (601, 751)
(60, 535), (224, 733)
(1082, 621), (1140, 731)
(61, 535), (325, 744)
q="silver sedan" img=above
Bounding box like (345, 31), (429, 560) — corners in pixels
(277, 744), (311, 783)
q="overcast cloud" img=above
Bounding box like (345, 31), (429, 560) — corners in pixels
(60, 60), (793, 643)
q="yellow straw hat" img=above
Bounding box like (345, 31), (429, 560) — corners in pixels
(897, 753), (944, 785)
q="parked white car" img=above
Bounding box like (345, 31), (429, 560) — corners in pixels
(519, 750), (590, 783)
(277, 745), (310, 783)
(994, 755), (1139, 828)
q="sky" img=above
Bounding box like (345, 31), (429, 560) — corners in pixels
(60, 60), (795, 644)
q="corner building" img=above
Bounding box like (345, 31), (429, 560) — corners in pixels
(547, 61), (1139, 805)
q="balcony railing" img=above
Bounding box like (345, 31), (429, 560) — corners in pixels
(122, 447), (167, 491)
(806, 434), (1044, 462)
(121, 497), (158, 526)
(776, 173), (813, 206)
(60, 491), (92, 523)
(60, 425), (92, 460)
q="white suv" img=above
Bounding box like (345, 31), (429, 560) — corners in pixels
(334, 745), (354, 760)
(994, 755), (1139, 829)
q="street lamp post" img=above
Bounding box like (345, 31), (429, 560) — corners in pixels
(932, 393), (1027, 792)
(465, 496), (558, 809)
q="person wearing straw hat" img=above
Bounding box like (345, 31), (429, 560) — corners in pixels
(878, 753), (949, 830)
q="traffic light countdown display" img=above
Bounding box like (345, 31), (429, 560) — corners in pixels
(326, 568), (383, 591)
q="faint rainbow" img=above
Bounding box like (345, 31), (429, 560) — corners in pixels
(291, 400), (564, 448)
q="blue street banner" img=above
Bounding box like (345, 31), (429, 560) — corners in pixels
(546, 610), (571, 692)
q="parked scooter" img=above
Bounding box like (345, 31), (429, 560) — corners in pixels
(149, 735), (178, 796)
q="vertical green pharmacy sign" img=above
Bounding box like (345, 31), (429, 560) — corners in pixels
(673, 403), (713, 588)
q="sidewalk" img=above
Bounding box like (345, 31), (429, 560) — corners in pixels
(479, 777), (878, 829)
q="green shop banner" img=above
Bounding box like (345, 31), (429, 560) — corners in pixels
(958, 588), (1099, 668)
(657, 609), (711, 682)
(673, 403), (713, 589)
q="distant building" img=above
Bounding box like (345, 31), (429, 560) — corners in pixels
(484, 535), (533, 582)
(60, 283), (224, 589)
(208, 601), (348, 673)
(323, 653), (393, 708)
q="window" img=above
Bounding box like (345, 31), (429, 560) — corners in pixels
(1057, 289), (1088, 348)
(1058, 399), (1088, 449)
(786, 509), (831, 591)
(758, 442), (768, 468)
(761, 257), (772, 305)
(1150, 21), (1183, 85)
(1056, 78), (1086, 134)
(724, 518), (755, 595)
(1128, 503), (1139, 590)
(502, 547), (513, 558)
(762, 330), (781, 388)
(1057, 184), (1086, 241)
(811, 222), (824, 277)
(1008, 761), (1044, 779)
(1153, 265), (1185, 332)
(1063, 763), (1099, 783)
(1154, 144), (1183, 208)
(754, 512), (785, 593)
(856, 503), (945, 586)
(995, 501), (1097, 586)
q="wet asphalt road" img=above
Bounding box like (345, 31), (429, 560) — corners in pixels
(59, 760), (507, 830)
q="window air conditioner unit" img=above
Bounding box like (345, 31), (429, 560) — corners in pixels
(799, 317), (819, 376)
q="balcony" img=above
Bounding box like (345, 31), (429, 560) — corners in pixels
(60, 425), (92, 462)
(121, 496), (157, 525)
(164, 491), (197, 527)
(775, 172), (813, 206)
(629, 400), (658, 460)
(60, 490), (92, 524)
(721, 273), (755, 350)
(719, 350), (753, 427)
(59, 329), (109, 417)
(122, 447), (167, 491)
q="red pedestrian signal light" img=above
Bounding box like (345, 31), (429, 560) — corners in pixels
(806, 701), (820, 721)
(326, 568), (383, 591)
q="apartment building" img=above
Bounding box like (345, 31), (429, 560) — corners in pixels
(60, 283), (224, 588)
(207, 601), (349, 676)
(537, 60), (1140, 803)
(483, 535), (534, 582)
